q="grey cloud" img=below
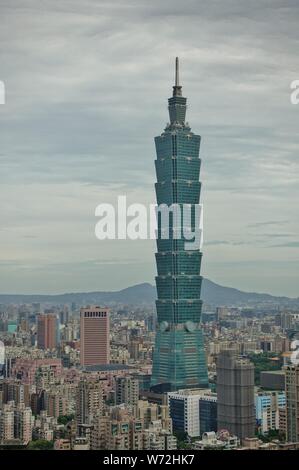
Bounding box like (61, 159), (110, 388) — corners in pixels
(0, 0), (298, 295)
(247, 220), (290, 228)
(272, 242), (299, 248)
(205, 240), (248, 246)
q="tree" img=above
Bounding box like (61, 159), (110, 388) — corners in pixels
(27, 440), (54, 450)
(248, 353), (282, 385)
(57, 414), (75, 426)
(174, 431), (192, 449)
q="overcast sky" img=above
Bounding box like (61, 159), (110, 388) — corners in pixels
(0, 0), (298, 296)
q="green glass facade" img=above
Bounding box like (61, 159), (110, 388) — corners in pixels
(151, 59), (208, 392)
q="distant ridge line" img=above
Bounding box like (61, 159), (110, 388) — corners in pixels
(0, 279), (297, 307)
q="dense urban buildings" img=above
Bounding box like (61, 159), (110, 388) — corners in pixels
(151, 58), (208, 392)
(80, 306), (110, 366)
(1, 297), (299, 450)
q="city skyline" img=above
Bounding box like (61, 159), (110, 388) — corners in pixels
(1, 0), (299, 458)
(1, 0), (299, 297)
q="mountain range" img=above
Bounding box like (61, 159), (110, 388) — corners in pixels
(0, 279), (298, 308)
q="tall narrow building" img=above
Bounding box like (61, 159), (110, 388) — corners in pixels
(76, 375), (104, 427)
(80, 306), (110, 366)
(151, 58), (208, 392)
(285, 364), (299, 442)
(115, 376), (139, 407)
(37, 313), (58, 350)
(217, 350), (255, 441)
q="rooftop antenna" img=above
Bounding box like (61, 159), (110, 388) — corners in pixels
(173, 57), (182, 97)
(175, 56), (179, 86)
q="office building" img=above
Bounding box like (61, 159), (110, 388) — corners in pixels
(151, 58), (208, 392)
(199, 393), (218, 435)
(217, 350), (255, 440)
(0, 340), (4, 378)
(260, 370), (285, 391)
(285, 364), (299, 442)
(168, 388), (216, 438)
(37, 313), (58, 350)
(80, 306), (110, 366)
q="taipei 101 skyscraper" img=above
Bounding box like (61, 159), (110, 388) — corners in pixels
(151, 58), (209, 392)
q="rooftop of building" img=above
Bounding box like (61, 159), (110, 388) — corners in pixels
(82, 364), (135, 372)
(260, 369), (285, 375)
(168, 388), (214, 397)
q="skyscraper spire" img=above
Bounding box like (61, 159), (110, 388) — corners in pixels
(175, 56), (179, 86)
(173, 56), (182, 97)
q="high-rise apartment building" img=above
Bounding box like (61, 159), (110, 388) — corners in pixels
(255, 390), (286, 434)
(90, 401), (175, 450)
(37, 313), (58, 350)
(2, 380), (30, 407)
(76, 376), (104, 427)
(136, 399), (172, 433)
(91, 406), (143, 450)
(0, 403), (14, 441)
(14, 404), (33, 443)
(151, 58), (208, 392)
(115, 376), (139, 407)
(11, 358), (62, 385)
(285, 364), (299, 442)
(0, 340), (4, 379)
(45, 391), (67, 418)
(143, 422), (177, 450)
(217, 350), (255, 441)
(80, 306), (110, 366)
(0, 402), (33, 443)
